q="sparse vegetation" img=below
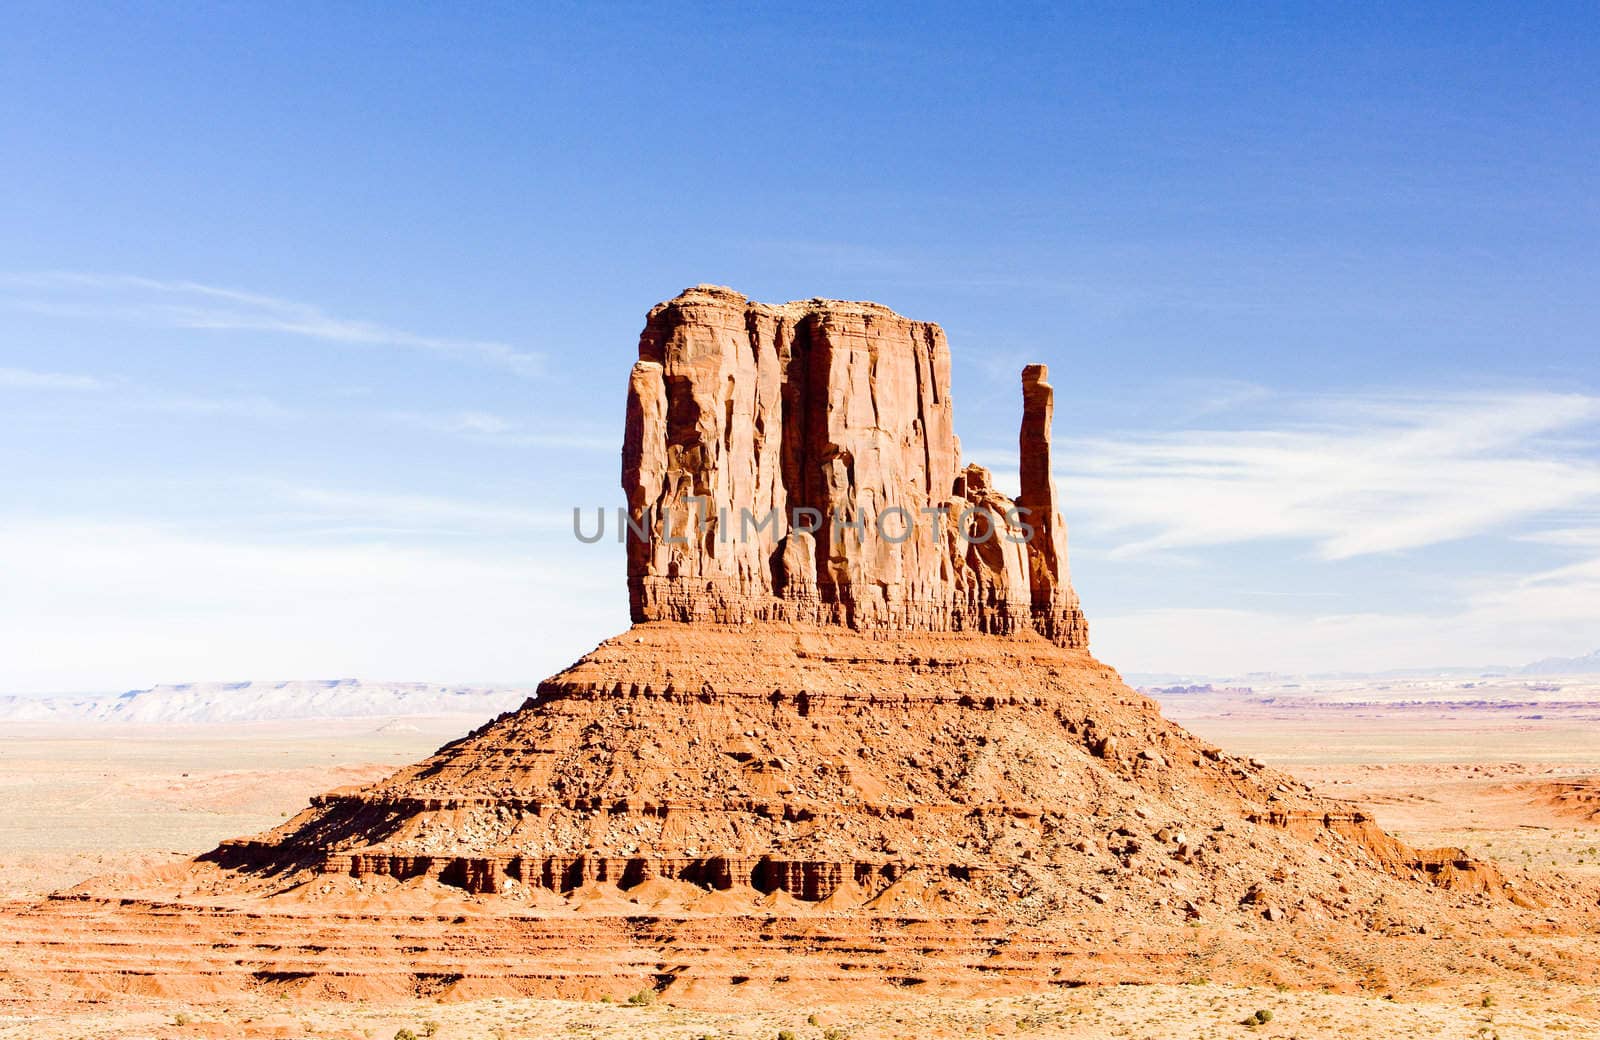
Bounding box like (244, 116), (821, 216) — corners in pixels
(172, 1012), (192, 1026)
(626, 989), (655, 1006)
(394, 1030), (418, 1040)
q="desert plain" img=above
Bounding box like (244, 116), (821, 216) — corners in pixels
(2, 680), (1597, 1040)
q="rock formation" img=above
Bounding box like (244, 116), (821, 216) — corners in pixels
(10, 286), (1578, 1005)
(623, 285), (1086, 645)
(188, 285), (1520, 915)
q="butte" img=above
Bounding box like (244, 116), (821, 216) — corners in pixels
(6, 285), (1592, 1003)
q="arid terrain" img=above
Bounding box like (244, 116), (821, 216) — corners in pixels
(1, 690), (1597, 1038)
(4, 289), (1597, 1039)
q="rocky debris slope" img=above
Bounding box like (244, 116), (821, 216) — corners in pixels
(207, 624), (1533, 929)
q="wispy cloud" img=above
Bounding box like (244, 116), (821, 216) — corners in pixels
(0, 518), (617, 693)
(138, 392), (297, 420)
(0, 366), (105, 391)
(0, 271), (542, 377)
(264, 481), (568, 534)
(1057, 391), (1600, 560)
(388, 409), (614, 449)
(1098, 535), (1600, 675)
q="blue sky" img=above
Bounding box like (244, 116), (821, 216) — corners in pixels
(2, 3), (1597, 693)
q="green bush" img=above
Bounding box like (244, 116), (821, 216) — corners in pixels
(627, 989), (655, 1006)
(395, 1030), (419, 1040)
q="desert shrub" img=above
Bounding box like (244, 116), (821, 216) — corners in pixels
(421, 1021), (440, 1037)
(777, 1031), (798, 1040)
(627, 989), (655, 1006)
(1254, 1008), (1273, 1023)
(172, 1012), (192, 1026)
(395, 1030), (418, 1040)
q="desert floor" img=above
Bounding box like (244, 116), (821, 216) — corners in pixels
(1, 698), (1596, 1039)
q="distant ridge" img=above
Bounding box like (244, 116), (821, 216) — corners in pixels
(0, 679), (531, 724)
(1519, 649), (1600, 676)
(1130, 647), (1600, 687)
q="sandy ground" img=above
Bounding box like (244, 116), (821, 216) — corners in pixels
(1165, 697), (1600, 886)
(0, 718), (471, 901)
(0, 983), (1588, 1039)
(1, 701), (1596, 1038)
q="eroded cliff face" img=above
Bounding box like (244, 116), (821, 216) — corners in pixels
(623, 285), (1087, 646)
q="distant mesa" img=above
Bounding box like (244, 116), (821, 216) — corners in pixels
(0, 679), (529, 724)
(1519, 648), (1600, 676)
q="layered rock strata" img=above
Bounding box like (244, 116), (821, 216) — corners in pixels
(207, 625), (1520, 915)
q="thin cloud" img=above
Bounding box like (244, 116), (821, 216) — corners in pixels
(265, 481), (568, 534)
(1058, 391), (1600, 560)
(138, 392), (297, 420)
(0, 271), (542, 377)
(388, 409), (614, 449)
(0, 366), (105, 391)
(1096, 538), (1600, 676)
(0, 518), (617, 693)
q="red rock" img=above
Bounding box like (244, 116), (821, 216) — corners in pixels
(624, 285), (1087, 645)
(6, 286), (1568, 1007)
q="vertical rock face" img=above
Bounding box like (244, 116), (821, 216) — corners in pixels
(623, 285), (1087, 647)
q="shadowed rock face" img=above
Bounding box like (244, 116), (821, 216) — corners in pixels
(623, 285), (1087, 646)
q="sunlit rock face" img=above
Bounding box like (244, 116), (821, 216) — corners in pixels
(623, 284), (1087, 647)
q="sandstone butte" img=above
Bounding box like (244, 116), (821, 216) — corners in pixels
(3, 285), (1598, 1005)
